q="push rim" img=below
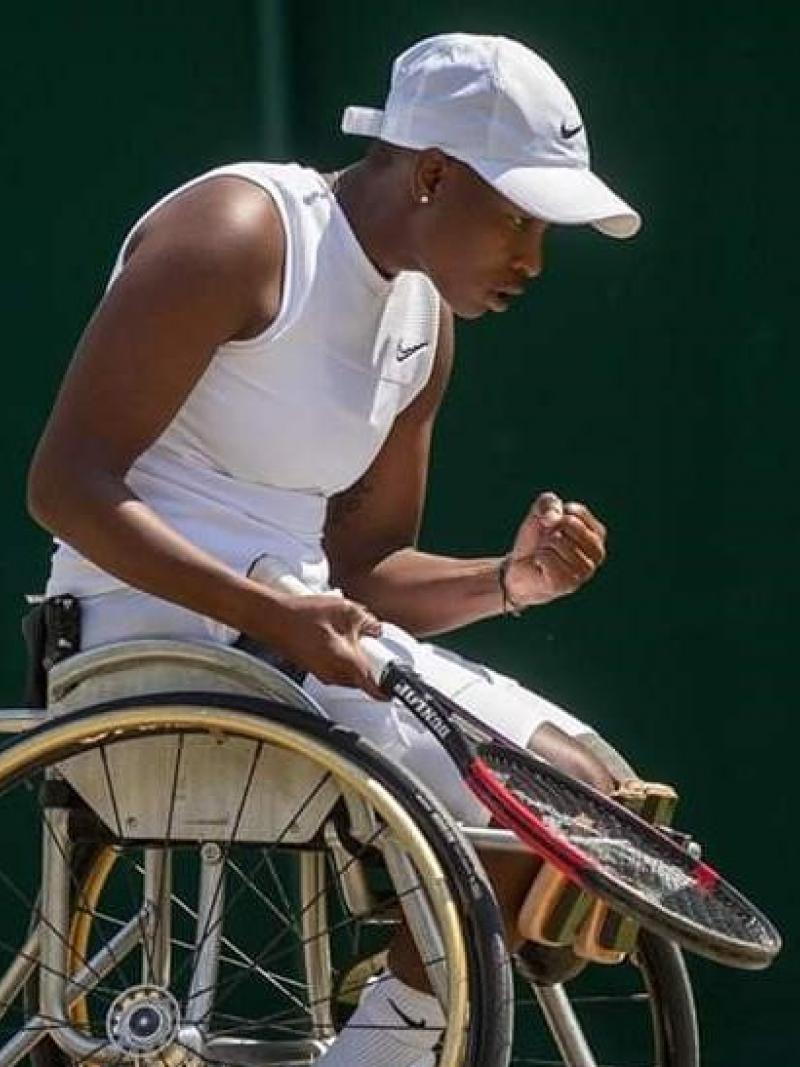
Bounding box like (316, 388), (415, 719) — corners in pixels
(0, 695), (508, 1067)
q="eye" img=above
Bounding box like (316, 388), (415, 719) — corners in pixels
(507, 214), (530, 233)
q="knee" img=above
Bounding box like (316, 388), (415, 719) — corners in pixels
(560, 744), (616, 794)
(527, 724), (616, 794)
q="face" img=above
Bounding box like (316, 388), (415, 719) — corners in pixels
(412, 153), (549, 319)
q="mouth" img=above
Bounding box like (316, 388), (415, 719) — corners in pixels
(486, 286), (524, 311)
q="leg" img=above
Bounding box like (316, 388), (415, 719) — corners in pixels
(528, 722), (618, 794)
(304, 629), (634, 1061)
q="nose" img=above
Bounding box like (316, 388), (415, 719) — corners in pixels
(512, 228), (546, 279)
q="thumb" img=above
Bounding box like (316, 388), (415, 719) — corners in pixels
(534, 491), (564, 528)
(511, 491), (564, 558)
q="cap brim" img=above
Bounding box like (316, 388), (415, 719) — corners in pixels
(471, 159), (641, 239)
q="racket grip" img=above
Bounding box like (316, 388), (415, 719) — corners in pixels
(248, 555), (397, 685)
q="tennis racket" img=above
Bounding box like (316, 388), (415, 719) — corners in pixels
(255, 561), (781, 970)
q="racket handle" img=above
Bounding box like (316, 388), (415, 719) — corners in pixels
(248, 555), (397, 684)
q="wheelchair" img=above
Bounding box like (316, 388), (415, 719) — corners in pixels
(0, 638), (699, 1067)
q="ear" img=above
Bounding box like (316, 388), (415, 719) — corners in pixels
(413, 148), (452, 204)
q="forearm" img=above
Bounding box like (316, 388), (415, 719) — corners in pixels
(28, 470), (281, 641)
(334, 546), (507, 637)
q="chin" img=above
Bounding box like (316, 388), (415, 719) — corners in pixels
(449, 293), (491, 320)
(452, 305), (488, 321)
(430, 276), (490, 319)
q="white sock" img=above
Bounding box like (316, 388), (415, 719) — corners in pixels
(314, 973), (445, 1067)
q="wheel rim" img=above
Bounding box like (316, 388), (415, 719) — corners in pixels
(0, 701), (474, 1067)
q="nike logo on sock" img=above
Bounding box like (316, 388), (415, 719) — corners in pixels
(388, 998), (427, 1029)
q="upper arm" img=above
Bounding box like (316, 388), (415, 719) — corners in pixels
(29, 178), (284, 513)
(323, 301), (454, 578)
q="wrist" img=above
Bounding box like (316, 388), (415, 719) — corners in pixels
(498, 555), (525, 616)
(500, 555), (554, 612)
(227, 576), (290, 642)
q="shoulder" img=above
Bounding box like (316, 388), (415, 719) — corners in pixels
(118, 173), (289, 339)
(127, 174), (285, 278)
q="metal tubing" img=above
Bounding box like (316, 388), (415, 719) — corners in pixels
(143, 848), (172, 986)
(299, 851), (334, 1039)
(206, 1035), (328, 1065)
(323, 822), (375, 918)
(185, 843), (226, 1027)
(462, 826), (527, 852)
(0, 712), (47, 734)
(533, 984), (598, 1067)
(38, 806), (99, 1058)
(0, 928), (39, 1023)
(381, 838), (449, 1006)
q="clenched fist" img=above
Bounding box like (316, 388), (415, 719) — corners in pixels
(503, 491), (607, 610)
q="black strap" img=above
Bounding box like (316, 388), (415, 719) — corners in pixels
(232, 632), (306, 685)
(20, 595), (81, 708)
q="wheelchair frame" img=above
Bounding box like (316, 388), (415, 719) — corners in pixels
(0, 639), (698, 1067)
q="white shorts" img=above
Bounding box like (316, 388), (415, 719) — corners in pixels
(78, 587), (594, 826)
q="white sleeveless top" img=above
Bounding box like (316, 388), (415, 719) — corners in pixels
(46, 162), (441, 597)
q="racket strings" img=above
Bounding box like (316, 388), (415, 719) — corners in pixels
(482, 747), (775, 950)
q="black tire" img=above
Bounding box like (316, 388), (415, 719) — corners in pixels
(637, 931), (699, 1067)
(4, 692), (513, 1067)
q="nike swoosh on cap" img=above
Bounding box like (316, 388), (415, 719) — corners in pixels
(560, 120), (583, 139)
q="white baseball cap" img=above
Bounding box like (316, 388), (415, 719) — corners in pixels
(341, 33), (641, 239)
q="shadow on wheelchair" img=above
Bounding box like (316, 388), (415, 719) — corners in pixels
(0, 640), (699, 1067)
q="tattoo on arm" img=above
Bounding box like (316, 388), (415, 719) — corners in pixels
(328, 475), (373, 525)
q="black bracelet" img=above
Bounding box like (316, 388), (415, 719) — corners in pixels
(497, 555), (524, 617)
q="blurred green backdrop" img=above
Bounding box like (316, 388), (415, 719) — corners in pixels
(2, 2), (795, 1063)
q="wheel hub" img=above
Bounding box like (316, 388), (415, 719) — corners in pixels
(106, 984), (180, 1058)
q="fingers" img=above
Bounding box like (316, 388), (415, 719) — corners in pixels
(529, 494), (608, 592)
(268, 592), (389, 700)
(533, 491), (564, 527)
(343, 600), (382, 639)
(338, 603), (388, 699)
(349, 655), (389, 701)
(554, 513), (606, 567)
(535, 496), (606, 565)
(537, 541), (596, 587)
(563, 501), (606, 540)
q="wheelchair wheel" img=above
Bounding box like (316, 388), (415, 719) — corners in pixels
(0, 692), (512, 1067)
(512, 930), (699, 1066)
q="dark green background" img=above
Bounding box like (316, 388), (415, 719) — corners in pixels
(3, 3), (795, 1062)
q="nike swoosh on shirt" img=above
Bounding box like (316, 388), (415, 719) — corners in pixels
(396, 340), (429, 362)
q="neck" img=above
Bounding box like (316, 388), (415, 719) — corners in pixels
(332, 162), (419, 279)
